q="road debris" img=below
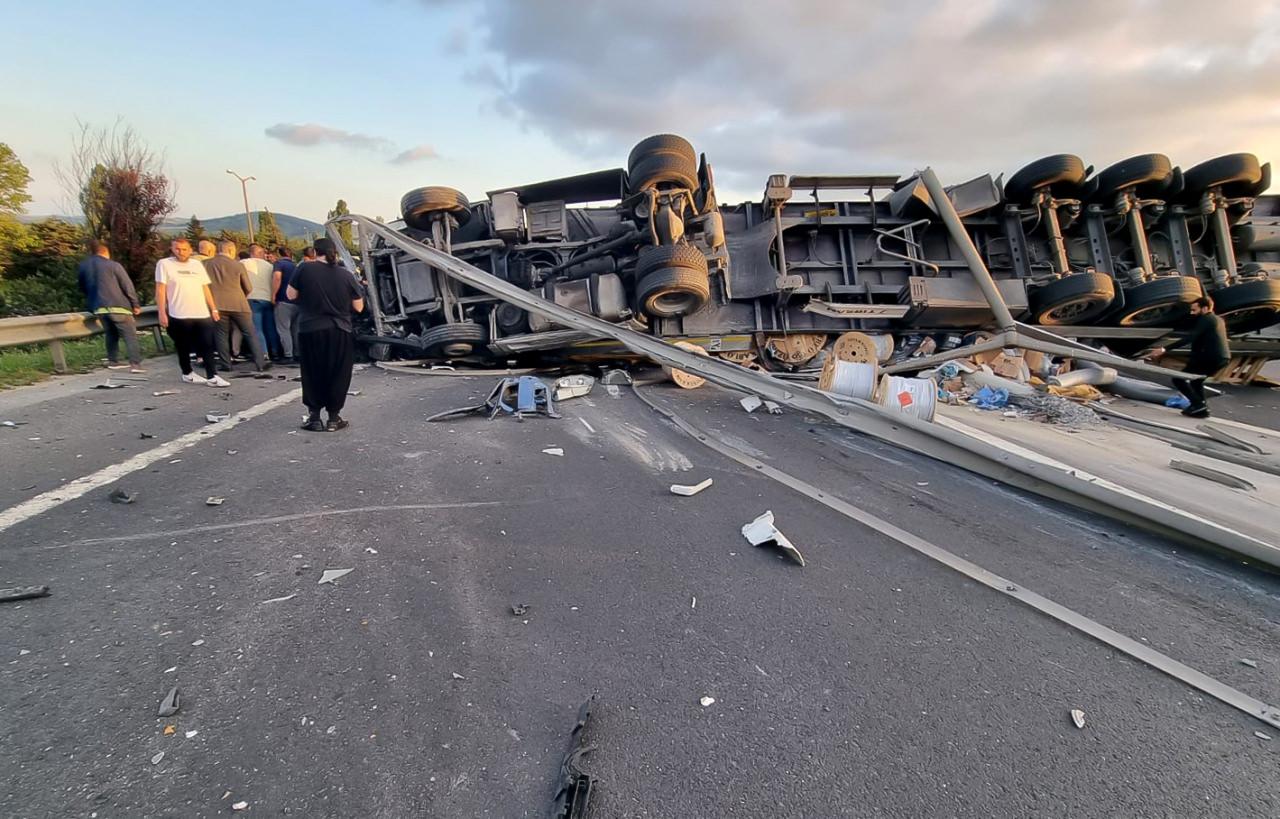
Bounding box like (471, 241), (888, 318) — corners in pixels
(700, 696), (716, 707)
(1255, 731), (1273, 741)
(553, 374), (595, 401)
(1240, 658), (1259, 668)
(347, 389), (362, 396)
(579, 418), (595, 433)
(163, 724), (175, 736)
(1, 420), (20, 427)
(763, 401), (782, 414)
(1168, 460), (1257, 491)
(542, 447), (565, 457)
(205, 497), (225, 506)
(151, 751), (165, 765)
(551, 696), (595, 819)
(1070, 709), (1086, 729)
(157, 687), (181, 717)
(451, 672), (466, 680)
(108, 488), (136, 504)
(742, 511), (805, 567)
(740, 395), (763, 413)
(139, 432), (155, 439)
(318, 568), (354, 585)
(261, 593), (297, 604)
(232, 801), (248, 811)
(92, 381), (128, 390)
(0, 585), (50, 603)
(185, 730), (198, 738)
(670, 478), (713, 497)
(205, 412), (230, 424)
(192, 639), (205, 646)
(511, 603), (529, 616)
(152, 390), (177, 397)
(691, 596), (697, 609)
(364, 547), (378, 554)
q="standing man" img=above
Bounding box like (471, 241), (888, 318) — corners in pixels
(77, 239), (144, 373)
(155, 238), (230, 387)
(205, 240), (269, 373)
(272, 245), (300, 363)
(194, 239), (216, 261)
(1144, 295), (1230, 418)
(287, 238), (363, 431)
(243, 243), (281, 361)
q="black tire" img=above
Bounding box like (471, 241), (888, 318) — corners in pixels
(419, 322), (488, 357)
(634, 243), (710, 318)
(627, 134), (698, 192)
(1114, 276), (1202, 326)
(637, 268), (712, 318)
(494, 303), (529, 335)
(1091, 154), (1173, 200)
(366, 342), (390, 362)
(401, 186), (471, 231)
(1027, 272), (1116, 325)
(1004, 154), (1087, 202)
(1181, 153), (1263, 199)
(1211, 278), (1280, 334)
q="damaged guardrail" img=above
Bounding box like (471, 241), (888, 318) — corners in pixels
(329, 203), (1280, 569)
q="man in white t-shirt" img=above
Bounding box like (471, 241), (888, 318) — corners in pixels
(155, 238), (230, 387)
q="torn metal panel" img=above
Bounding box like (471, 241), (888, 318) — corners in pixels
(332, 213), (1280, 568)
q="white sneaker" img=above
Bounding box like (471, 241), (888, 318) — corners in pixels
(206, 375), (231, 388)
(182, 373), (208, 384)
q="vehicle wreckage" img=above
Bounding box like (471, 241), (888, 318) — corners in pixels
(349, 134), (1279, 368)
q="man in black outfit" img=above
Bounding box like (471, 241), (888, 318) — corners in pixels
(1146, 295), (1230, 418)
(286, 238), (364, 431)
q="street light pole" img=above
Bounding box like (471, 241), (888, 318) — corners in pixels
(226, 169), (257, 244)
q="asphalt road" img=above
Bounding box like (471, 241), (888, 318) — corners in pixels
(1, 362), (1278, 818)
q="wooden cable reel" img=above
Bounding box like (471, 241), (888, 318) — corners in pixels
(664, 340), (712, 389)
(764, 333), (827, 366)
(831, 332), (882, 365)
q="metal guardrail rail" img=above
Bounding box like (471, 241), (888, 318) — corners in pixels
(0, 306), (162, 372)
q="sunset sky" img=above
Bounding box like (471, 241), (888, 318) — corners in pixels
(3, 0), (1277, 222)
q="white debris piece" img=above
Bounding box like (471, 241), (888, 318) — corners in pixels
(261, 593), (297, 604)
(741, 511), (805, 567)
(151, 751), (165, 765)
(452, 672), (466, 680)
(700, 696), (715, 707)
(1070, 709), (1086, 729)
(1255, 731), (1272, 741)
(739, 395), (763, 413)
(542, 447), (564, 457)
(205, 497), (225, 506)
(318, 568), (354, 585)
(1240, 658), (1259, 668)
(192, 639), (205, 647)
(185, 730), (199, 739)
(232, 801), (249, 811)
(763, 401), (782, 415)
(364, 547), (378, 554)
(670, 478), (713, 497)
(205, 412), (230, 424)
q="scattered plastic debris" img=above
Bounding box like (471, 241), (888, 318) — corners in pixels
(691, 596), (697, 609)
(916, 481), (930, 487)
(92, 381), (128, 390)
(232, 801), (248, 811)
(185, 730), (198, 739)
(261, 593), (297, 604)
(542, 447), (565, 457)
(205, 412), (230, 424)
(152, 390), (177, 397)
(163, 725), (176, 736)
(326, 725), (336, 735)
(157, 687), (181, 717)
(19, 649), (30, 655)
(151, 751), (165, 765)
(205, 497), (225, 506)
(108, 488), (136, 504)
(364, 547), (378, 554)
(553, 374), (595, 401)
(970, 385), (1009, 410)
(763, 401), (782, 415)
(700, 696), (716, 707)
(511, 603), (529, 616)
(139, 432), (155, 439)
(0, 585), (50, 604)
(163, 666), (177, 674)
(192, 639), (205, 647)
(579, 418), (595, 433)
(1, 420), (18, 427)
(452, 672), (466, 680)
(1070, 709), (1086, 729)
(670, 478), (713, 497)
(739, 395), (763, 413)
(1255, 731), (1273, 742)
(551, 696), (596, 818)
(1240, 658), (1259, 668)
(318, 568), (354, 585)
(741, 511), (805, 567)
(347, 389), (362, 396)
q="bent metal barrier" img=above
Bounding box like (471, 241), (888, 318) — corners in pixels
(0, 306), (161, 372)
(330, 197), (1280, 570)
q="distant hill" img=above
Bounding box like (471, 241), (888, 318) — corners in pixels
(20, 212), (326, 240)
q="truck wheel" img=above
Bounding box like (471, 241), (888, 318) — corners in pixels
(1114, 276), (1202, 326)
(401, 186), (471, 232)
(1027, 272), (1116, 325)
(1211, 278), (1280, 334)
(627, 134), (698, 192)
(420, 322), (488, 357)
(1181, 153), (1263, 199)
(635, 243), (711, 318)
(1091, 154), (1173, 200)
(1004, 154), (1088, 203)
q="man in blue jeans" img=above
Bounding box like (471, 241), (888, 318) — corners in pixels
(77, 239), (144, 372)
(242, 243), (281, 361)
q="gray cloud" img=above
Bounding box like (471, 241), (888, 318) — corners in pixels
(265, 123), (395, 152)
(391, 144), (441, 164)
(446, 0), (1280, 195)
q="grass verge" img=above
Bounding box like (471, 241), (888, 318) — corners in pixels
(0, 333), (168, 389)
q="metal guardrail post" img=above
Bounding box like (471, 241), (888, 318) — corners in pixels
(49, 340), (67, 373)
(0, 306), (161, 367)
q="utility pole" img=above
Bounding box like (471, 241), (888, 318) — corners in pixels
(226, 169), (256, 243)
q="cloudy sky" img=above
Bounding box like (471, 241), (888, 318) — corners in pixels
(3, 0), (1277, 222)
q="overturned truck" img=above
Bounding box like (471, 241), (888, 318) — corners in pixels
(355, 135), (1280, 366)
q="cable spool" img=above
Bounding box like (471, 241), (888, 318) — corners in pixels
(831, 332), (878, 365)
(868, 334), (895, 364)
(876, 374), (938, 422)
(818, 359), (878, 399)
(662, 340), (711, 389)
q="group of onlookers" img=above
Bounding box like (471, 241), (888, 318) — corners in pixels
(77, 235), (365, 431)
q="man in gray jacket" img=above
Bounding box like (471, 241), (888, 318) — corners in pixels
(77, 239), (143, 372)
(204, 240), (269, 372)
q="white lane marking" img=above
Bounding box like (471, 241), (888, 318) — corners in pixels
(0, 388), (301, 537)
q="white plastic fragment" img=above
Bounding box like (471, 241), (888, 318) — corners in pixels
(1240, 658), (1259, 668)
(326, 725), (336, 734)
(152, 390), (177, 397)
(763, 401), (782, 415)
(741, 511), (805, 567)
(151, 751), (165, 765)
(163, 666), (177, 674)
(1070, 709), (1086, 729)
(232, 801), (248, 811)
(1255, 731), (1272, 741)
(205, 497), (225, 506)
(185, 730), (199, 738)
(19, 649), (30, 655)
(192, 639), (205, 647)
(205, 412), (230, 424)
(318, 568), (354, 585)
(700, 696), (715, 707)
(261, 593), (297, 604)
(670, 478), (713, 497)
(739, 395), (763, 413)
(542, 447), (564, 457)
(452, 672), (466, 680)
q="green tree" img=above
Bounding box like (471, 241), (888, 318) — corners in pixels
(0, 143), (32, 215)
(184, 214), (206, 243)
(0, 219), (84, 316)
(256, 208), (285, 249)
(216, 228), (250, 251)
(328, 198), (352, 247)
